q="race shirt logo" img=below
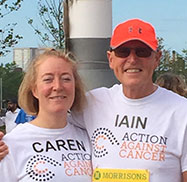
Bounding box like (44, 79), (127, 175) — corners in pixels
(93, 168), (149, 182)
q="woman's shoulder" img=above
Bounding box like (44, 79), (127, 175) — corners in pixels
(68, 122), (89, 138)
(3, 123), (29, 142)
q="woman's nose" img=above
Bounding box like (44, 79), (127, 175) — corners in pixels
(53, 79), (63, 91)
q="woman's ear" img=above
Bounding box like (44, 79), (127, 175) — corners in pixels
(32, 86), (38, 99)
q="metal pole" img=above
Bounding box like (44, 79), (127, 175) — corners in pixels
(67, 0), (118, 90)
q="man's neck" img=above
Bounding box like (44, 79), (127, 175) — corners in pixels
(11, 108), (18, 113)
(122, 84), (158, 99)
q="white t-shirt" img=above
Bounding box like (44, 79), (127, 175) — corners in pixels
(0, 122), (92, 182)
(0, 108), (20, 133)
(70, 84), (187, 182)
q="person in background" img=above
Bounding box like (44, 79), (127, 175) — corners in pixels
(155, 72), (187, 97)
(0, 49), (92, 182)
(0, 98), (20, 133)
(15, 108), (36, 124)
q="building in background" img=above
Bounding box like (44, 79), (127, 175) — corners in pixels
(13, 48), (40, 71)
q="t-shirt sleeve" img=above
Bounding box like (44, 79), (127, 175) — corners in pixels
(0, 152), (17, 182)
(68, 111), (86, 129)
(181, 127), (187, 172)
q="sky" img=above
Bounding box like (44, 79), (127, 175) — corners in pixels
(0, 0), (187, 64)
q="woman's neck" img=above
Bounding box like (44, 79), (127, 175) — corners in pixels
(30, 111), (67, 129)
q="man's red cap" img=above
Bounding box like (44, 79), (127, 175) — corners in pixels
(110, 19), (158, 51)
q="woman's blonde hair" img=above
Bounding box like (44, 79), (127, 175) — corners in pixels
(155, 72), (187, 97)
(18, 49), (86, 115)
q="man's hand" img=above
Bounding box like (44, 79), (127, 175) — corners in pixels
(0, 131), (8, 161)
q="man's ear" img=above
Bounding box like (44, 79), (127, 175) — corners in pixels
(154, 50), (162, 69)
(107, 51), (114, 69)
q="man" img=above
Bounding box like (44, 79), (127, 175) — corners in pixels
(70, 19), (187, 182)
(0, 19), (187, 182)
(0, 98), (20, 133)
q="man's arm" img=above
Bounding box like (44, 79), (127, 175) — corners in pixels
(0, 131), (8, 161)
(183, 171), (187, 182)
(0, 143), (17, 182)
(68, 111), (86, 129)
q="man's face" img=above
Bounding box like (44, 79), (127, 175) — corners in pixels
(7, 102), (17, 112)
(107, 40), (161, 92)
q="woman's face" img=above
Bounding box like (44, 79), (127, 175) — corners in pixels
(32, 56), (75, 115)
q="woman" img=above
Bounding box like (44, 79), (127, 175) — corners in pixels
(0, 49), (92, 182)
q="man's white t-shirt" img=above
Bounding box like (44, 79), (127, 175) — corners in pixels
(0, 122), (92, 182)
(70, 84), (187, 182)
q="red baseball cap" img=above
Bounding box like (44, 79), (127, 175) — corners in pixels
(110, 19), (158, 51)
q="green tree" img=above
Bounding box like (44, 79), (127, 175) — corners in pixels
(181, 49), (187, 81)
(154, 38), (187, 82)
(28, 0), (65, 49)
(182, 48), (187, 70)
(0, 62), (23, 103)
(0, 0), (23, 56)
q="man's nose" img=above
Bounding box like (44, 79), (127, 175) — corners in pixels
(127, 50), (138, 64)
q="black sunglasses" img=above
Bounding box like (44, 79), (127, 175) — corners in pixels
(110, 47), (153, 58)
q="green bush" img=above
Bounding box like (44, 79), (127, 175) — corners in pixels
(0, 125), (6, 134)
